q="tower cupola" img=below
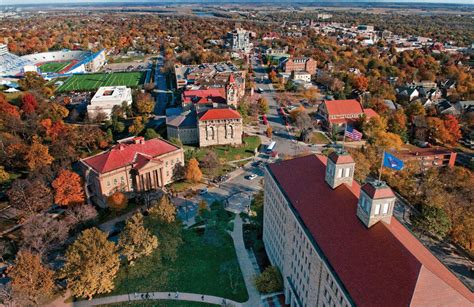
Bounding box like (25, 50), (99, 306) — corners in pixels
(357, 180), (396, 228)
(325, 150), (355, 189)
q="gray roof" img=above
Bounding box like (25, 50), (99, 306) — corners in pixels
(166, 110), (197, 128)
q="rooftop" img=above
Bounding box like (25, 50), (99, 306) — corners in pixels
(324, 99), (364, 116)
(198, 108), (241, 121)
(267, 155), (472, 306)
(182, 88), (226, 105)
(81, 137), (180, 174)
(91, 86), (131, 103)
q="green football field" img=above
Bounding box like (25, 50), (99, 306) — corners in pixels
(56, 71), (147, 92)
(39, 61), (72, 73)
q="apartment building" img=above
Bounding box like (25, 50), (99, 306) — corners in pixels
(80, 137), (184, 207)
(283, 57), (317, 75)
(263, 152), (473, 307)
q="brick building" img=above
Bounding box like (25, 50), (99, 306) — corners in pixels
(80, 137), (184, 207)
(395, 146), (457, 169)
(263, 152), (473, 307)
(318, 99), (378, 130)
(283, 57), (317, 75)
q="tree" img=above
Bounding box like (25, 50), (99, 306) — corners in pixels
(144, 128), (160, 140)
(405, 101), (426, 119)
(61, 228), (120, 299)
(64, 204), (98, 228)
(149, 194), (176, 223)
(133, 92), (155, 114)
(0, 166), (10, 184)
(107, 191), (128, 212)
(172, 162), (186, 181)
(21, 215), (70, 256)
(7, 250), (55, 304)
(18, 72), (46, 91)
(128, 117), (145, 135)
(25, 140), (54, 171)
(185, 158), (202, 183)
(118, 213), (158, 265)
(21, 92), (38, 115)
(426, 117), (457, 145)
(257, 97), (269, 114)
(266, 126), (273, 138)
(254, 266), (283, 294)
(198, 199), (208, 216)
(199, 150), (221, 176)
(414, 206), (451, 239)
(7, 179), (53, 219)
(0, 95), (20, 119)
(52, 169), (85, 206)
(442, 115), (461, 144)
(353, 75), (369, 92)
(387, 109), (408, 140)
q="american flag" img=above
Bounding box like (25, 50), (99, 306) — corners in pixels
(345, 126), (363, 141)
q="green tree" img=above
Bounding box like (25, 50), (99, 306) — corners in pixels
(144, 128), (160, 140)
(61, 228), (120, 299)
(149, 194), (176, 223)
(254, 266), (283, 294)
(414, 206), (451, 239)
(118, 213), (158, 265)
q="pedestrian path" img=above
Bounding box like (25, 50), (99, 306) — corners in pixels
(74, 292), (242, 306)
(230, 215), (262, 307)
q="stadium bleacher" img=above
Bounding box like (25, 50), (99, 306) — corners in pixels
(0, 44), (34, 77)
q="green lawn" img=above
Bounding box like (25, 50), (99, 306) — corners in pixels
(103, 301), (215, 306)
(109, 227), (248, 302)
(39, 61), (72, 73)
(56, 71), (147, 92)
(191, 136), (260, 163)
(310, 132), (330, 145)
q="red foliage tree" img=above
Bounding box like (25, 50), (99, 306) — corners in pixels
(443, 115), (462, 144)
(21, 92), (38, 115)
(52, 169), (85, 206)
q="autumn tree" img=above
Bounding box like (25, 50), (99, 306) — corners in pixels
(7, 250), (55, 305)
(21, 214), (70, 256)
(0, 94), (20, 119)
(266, 126), (273, 138)
(185, 158), (202, 183)
(52, 169), (85, 206)
(7, 179), (53, 219)
(0, 166), (10, 184)
(254, 266), (283, 294)
(149, 194), (176, 223)
(107, 191), (128, 212)
(405, 101), (426, 119)
(118, 212), (158, 265)
(21, 92), (38, 115)
(128, 117), (145, 135)
(442, 115), (461, 144)
(61, 228), (120, 299)
(257, 97), (269, 114)
(25, 139), (54, 171)
(133, 92), (155, 114)
(353, 75), (369, 92)
(199, 150), (221, 176)
(387, 109), (408, 140)
(18, 72), (46, 91)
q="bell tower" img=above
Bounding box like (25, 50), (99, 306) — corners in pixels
(357, 180), (396, 228)
(325, 150), (355, 189)
(226, 73), (238, 107)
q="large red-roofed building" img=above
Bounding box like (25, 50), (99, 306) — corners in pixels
(263, 153), (473, 307)
(318, 99), (378, 129)
(80, 137), (184, 207)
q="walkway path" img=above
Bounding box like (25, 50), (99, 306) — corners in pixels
(74, 292), (241, 306)
(230, 215), (261, 307)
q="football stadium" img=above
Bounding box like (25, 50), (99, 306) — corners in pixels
(56, 71), (149, 92)
(0, 44), (106, 78)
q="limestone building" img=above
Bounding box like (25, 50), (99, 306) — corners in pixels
(197, 108), (242, 147)
(263, 152), (473, 307)
(80, 137), (184, 207)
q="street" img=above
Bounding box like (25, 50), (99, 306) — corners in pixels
(154, 54), (172, 115)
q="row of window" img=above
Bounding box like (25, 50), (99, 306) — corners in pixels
(359, 195), (391, 216)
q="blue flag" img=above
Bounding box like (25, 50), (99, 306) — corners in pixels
(383, 152), (404, 171)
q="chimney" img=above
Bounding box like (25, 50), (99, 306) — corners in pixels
(357, 180), (396, 228)
(325, 150), (355, 189)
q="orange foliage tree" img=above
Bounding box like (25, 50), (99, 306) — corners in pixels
(107, 191), (128, 212)
(0, 94), (20, 119)
(52, 169), (85, 206)
(185, 158), (202, 183)
(25, 139), (54, 171)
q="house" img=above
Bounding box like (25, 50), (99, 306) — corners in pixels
(282, 57), (317, 75)
(87, 86), (132, 119)
(317, 99), (378, 129)
(291, 71), (311, 83)
(263, 153), (473, 307)
(80, 137), (184, 207)
(396, 86), (419, 102)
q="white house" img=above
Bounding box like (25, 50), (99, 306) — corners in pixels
(87, 86), (132, 119)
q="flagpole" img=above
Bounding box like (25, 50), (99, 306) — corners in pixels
(378, 151), (385, 182)
(342, 122), (347, 150)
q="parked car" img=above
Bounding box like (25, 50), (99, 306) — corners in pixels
(247, 174), (258, 180)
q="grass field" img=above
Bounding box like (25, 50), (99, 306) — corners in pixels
(57, 71), (147, 92)
(39, 61), (72, 73)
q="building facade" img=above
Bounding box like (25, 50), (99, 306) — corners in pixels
(87, 86), (132, 119)
(283, 57), (317, 75)
(263, 152), (473, 307)
(317, 99), (378, 129)
(80, 137), (184, 207)
(198, 108), (243, 147)
(227, 27), (251, 52)
(395, 146), (457, 169)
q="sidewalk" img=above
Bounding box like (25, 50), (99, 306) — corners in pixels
(230, 215), (261, 307)
(74, 292), (242, 306)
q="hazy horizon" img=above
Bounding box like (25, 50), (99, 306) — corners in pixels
(2, 0), (474, 6)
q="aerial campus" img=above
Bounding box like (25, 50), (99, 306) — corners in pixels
(0, 1), (473, 306)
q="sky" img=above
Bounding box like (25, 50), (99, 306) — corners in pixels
(1, 0), (473, 5)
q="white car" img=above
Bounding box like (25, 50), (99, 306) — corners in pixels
(247, 174), (258, 180)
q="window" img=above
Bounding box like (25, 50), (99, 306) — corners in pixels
(383, 203), (389, 214)
(364, 199), (370, 214)
(337, 168), (343, 178)
(344, 167), (350, 177)
(374, 204), (381, 215)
